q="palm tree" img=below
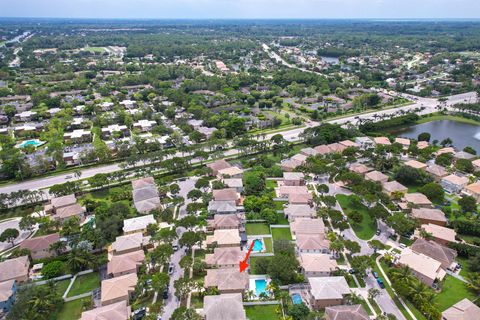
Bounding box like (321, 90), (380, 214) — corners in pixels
(408, 281), (429, 305)
(466, 272), (480, 295)
(389, 266), (414, 284)
(49, 241), (66, 256)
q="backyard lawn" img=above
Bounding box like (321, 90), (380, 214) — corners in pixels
(246, 223), (271, 235)
(436, 275), (476, 311)
(271, 227), (292, 241)
(245, 304), (281, 320)
(55, 279), (71, 296)
(274, 201), (288, 211)
(264, 237), (273, 252)
(67, 272), (100, 297)
(275, 211), (289, 224)
(57, 297), (91, 320)
(336, 194), (376, 240)
(266, 179), (278, 189)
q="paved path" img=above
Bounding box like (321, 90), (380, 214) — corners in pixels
(0, 217), (33, 252)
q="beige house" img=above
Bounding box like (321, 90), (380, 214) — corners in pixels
(349, 163), (371, 176)
(416, 224), (457, 246)
(441, 175), (469, 194)
(289, 193), (313, 205)
(223, 179), (244, 193)
(472, 159), (480, 172)
(101, 273), (137, 306)
(435, 147), (455, 156)
(203, 293), (246, 320)
(283, 172), (305, 186)
(464, 182), (480, 202)
(212, 188), (239, 203)
(365, 170), (389, 183)
(218, 166), (244, 179)
(122, 215), (156, 235)
(20, 233), (60, 260)
(207, 214), (241, 231)
(45, 194), (85, 223)
(339, 140), (359, 148)
(80, 301), (131, 320)
(403, 193), (432, 209)
(382, 180), (408, 196)
(296, 234), (330, 254)
(205, 247), (243, 268)
(206, 229), (241, 248)
(325, 304), (369, 320)
(314, 144), (332, 155)
(0, 256), (30, 283)
(207, 160), (232, 176)
(131, 177), (161, 214)
(411, 208), (446, 226)
(284, 204), (316, 222)
(276, 185), (310, 198)
(290, 218), (326, 236)
(411, 238), (457, 270)
(373, 137), (391, 146)
(107, 250), (145, 278)
(300, 147), (319, 157)
(308, 276), (351, 310)
(395, 137), (411, 148)
(442, 298), (480, 320)
(426, 164), (448, 181)
(405, 159), (427, 170)
(397, 249), (446, 287)
(204, 268), (248, 294)
(298, 253), (338, 277)
(110, 232), (149, 256)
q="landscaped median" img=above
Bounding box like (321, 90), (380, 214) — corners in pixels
(335, 194), (377, 240)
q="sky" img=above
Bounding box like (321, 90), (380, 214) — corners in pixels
(0, 0), (479, 19)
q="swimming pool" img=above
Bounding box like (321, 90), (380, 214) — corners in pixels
(252, 239), (263, 252)
(292, 293), (302, 304)
(255, 279), (268, 296)
(17, 139), (44, 148)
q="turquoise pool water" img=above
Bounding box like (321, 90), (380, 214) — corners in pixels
(252, 239), (263, 252)
(18, 139), (43, 148)
(292, 293), (302, 304)
(255, 279), (268, 296)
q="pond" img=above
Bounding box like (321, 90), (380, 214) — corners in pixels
(391, 120), (480, 153)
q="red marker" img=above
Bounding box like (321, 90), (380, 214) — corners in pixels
(239, 241), (255, 273)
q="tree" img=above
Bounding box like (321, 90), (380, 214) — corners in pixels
(151, 272), (170, 292)
(435, 152), (454, 167)
(42, 261), (65, 279)
(466, 272), (480, 296)
(171, 307), (201, 320)
(417, 132), (431, 142)
(179, 231), (204, 250)
(287, 303), (310, 320)
(195, 177), (210, 190)
(169, 183), (180, 195)
(267, 253), (300, 284)
(350, 255), (374, 277)
(418, 182), (444, 203)
(146, 223), (158, 237)
(174, 278), (196, 299)
(463, 146), (477, 155)
(458, 196), (477, 213)
(317, 184), (329, 195)
(456, 159), (474, 173)
(368, 288), (380, 300)
(0, 228), (19, 246)
(348, 210), (363, 224)
(386, 213), (417, 236)
(244, 171), (266, 196)
(19, 215), (37, 232)
(66, 249), (95, 273)
(49, 241), (67, 256)
(329, 239), (345, 255)
(187, 189), (203, 201)
(344, 240), (361, 254)
(150, 244), (174, 268)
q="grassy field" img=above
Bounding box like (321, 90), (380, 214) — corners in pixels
(246, 223), (271, 235)
(67, 272), (100, 297)
(271, 227), (292, 241)
(57, 297), (91, 320)
(264, 237), (273, 252)
(245, 304), (281, 320)
(436, 275), (476, 311)
(336, 194), (377, 240)
(83, 46), (106, 53)
(276, 211), (289, 224)
(55, 279), (71, 296)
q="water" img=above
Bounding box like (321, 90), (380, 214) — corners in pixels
(320, 56), (339, 65)
(292, 293), (303, 304)
(18, 139), (44, 148)
(391, 120), (480, 153)
(252, 239), (263, 252)
(255, 279), (267, 296)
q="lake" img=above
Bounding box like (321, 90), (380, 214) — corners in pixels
(391, 120), (480, 153)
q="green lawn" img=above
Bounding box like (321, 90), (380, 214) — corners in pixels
(359, 297), (373, 315)
(84, 46), (106, 53)
(57, 297), (91, 320)
(249, 256), (271, 274)
(55, 279), (71, 296)
(455, 256), (472, 277)
(336, 194), (377, 240)
(246, 223), (271, 235)
(190, 293), (204, 309)
(274, 201), (288, 211)
(266, 180), (278, 189)
(271, 227), (292, 241)
(67, 272), (100, 297)
(436, 276), (477, 311)
(275, 212), (289, 225)
(245, 304), (281, 320)
(264, 237), (273, 252)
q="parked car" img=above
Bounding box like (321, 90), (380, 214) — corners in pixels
(348, 268), (355, 274)
(65, 175), (73, 179)
(163, 288), (169, 299)
(168, 264), (174, 275)
(399, 244), (406, 249)
(132, 307), (146, 320)
(377, 278), (385, 289)
(372, 271), (379, 278)
(376, 230), (381, 236)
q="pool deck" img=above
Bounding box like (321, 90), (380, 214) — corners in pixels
(249, 275), (271, 299)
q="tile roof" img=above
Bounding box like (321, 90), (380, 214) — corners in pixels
(411, 208), (446, 223)
(308, 276), (350, 300)
(419, 224), (457, 243)
(213, 188), (238, 202)
(411, 238), (456, 269)
(20, 233), (60, 252)
(403, 193), (432, 206)
(203, 293), (246, 320)
(81, 300), (131, 320)
(0, 256), (29, 282)
(111, 233), (144, 253)
(442, 298), (480, 320)
(291, 218), (325, 235)
(0, 280), (15, 302)
(107, 250), (145, 276)
(204, 268), (248, 292)
(398, 249), (446, 282)
(325, 304), (369, 320)
(122, 215), (156, 234)
(101, 273), (137, 305)
(206, 229), (241, 247)
(299, 253), (337, 273)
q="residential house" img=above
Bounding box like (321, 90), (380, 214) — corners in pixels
(283, 172), (305, 186)
(276, 186), (310, 199)
(355, 137), (374, 150)
(365, 171), (389, 183)
(290, 218), (326, 236)
(382, 180), (408, 196)
(99, 101), (114, 111)
(207, 214), (241, 231)
(373, 137), (391, 146)
(0, 280), (16, 314)
(395, 137), (410, 148)
(349, 163), (371, 176)
(203, 293), (246, 320)
(107, 250), (145, 278)
(110, 233), (150, 256)
(397, 249), (446, 287)
(325, 305), (369, 320)
(284, 204), (315, 222)
(472, 159), (480, 171)
(296, 234), (330, 254)
(14, 111), (36, 122)
(435, 147), (455, 156)
(454, 151), (475, 161)
(101, 273), (137, 306)
(299, 253), (338, 277)
(441, 175), (469, 194)
(0, 256), (29, 283)
(19, 233), (60, 260)
(416, 224), (457, 246)
(119, 100), (137, 109)
(308, 276), (351, 309)
(213, 188), (239, 203)
(206, 229), (241, 248)
(64, 129), (92, 143)
(223, 179), (243, 193)
(80, 301), (131, 320)
(426, 164), (448, 181)
(411, 238), (457, 270)
(411, 208), (447, 226)
(46, 108), (61, 117)
(314, 145), (332, 156)
(327, 143), (347, 154)
(208, 200), (237, 215)
(217, 166), (244, 179)
(289, 192), (313, 205)
(122, 215), (156, 235)
(204, 269), (248, 294)
(300, 147), (318, 157)
(403, 193), (432, 209)
(207, 160), (232, 176)
(442, 298), (480, 320)
(131, 177), (161, 214)
(405, 160), (427, 170)
(205, 247), (243, 268)
(463, 182), (480, 202)
(339, 140), (359, 149)
(197, 126), (217, 139)
(101, 124), (130, 139)
(45, 194), (85, 223)
(133, 120), (157, 132)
